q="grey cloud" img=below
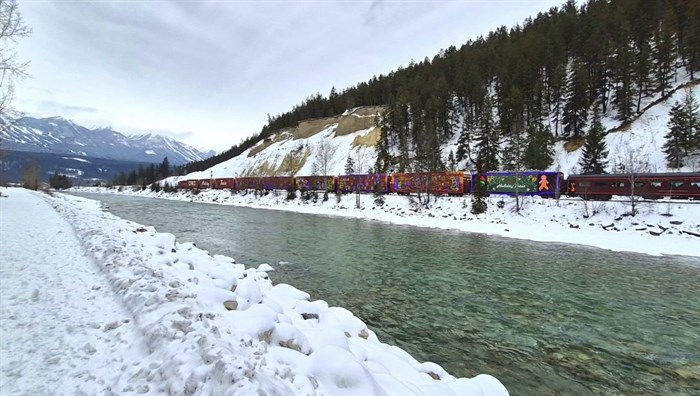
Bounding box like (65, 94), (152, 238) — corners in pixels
(364, 0), (384, 26)
(37, 100), (98, 117)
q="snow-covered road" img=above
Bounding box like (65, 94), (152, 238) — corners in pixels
(0, 188), (150, 394)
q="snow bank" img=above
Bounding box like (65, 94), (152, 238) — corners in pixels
(11, 188), (507, 395)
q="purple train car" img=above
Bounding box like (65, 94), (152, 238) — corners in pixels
(476, 171), (565, 198)
(337, 174), (389, 193)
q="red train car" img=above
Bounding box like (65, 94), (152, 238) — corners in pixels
(186, 180), (199, 189)
(234, 177), (262, 191)
(295, 176), (336, 192)
(261, 176), (295, 191)
(214, 178), (235, 189)
(337, 174), (389, 193)
(177, 180), (188, 189)
(198, 179), (212, 189)
(567, 173), (700, 200)
(390, 172), (467, 195)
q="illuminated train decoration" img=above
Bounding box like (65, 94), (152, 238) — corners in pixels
(177, 171), (700, 200)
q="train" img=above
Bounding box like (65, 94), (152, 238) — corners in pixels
(176, 171), (700, 200)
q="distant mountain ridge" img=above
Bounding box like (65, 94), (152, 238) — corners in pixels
(0, 116), (214, 165)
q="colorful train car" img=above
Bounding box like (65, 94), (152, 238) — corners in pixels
(480, 171), (564, 198)
(295, 176), (336, 192)
(391, 172), (467, 195)
(567, 173), (700, 200)
(337, 174), (389, 193)
(262, 176), (295, 191)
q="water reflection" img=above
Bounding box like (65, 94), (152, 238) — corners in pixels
(72, 193), (700, 395)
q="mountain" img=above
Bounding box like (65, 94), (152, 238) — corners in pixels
(172, 81), (699, 186)
(0, 116), (214, 165)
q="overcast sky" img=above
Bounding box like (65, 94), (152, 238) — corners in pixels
(15, 0), (565, 152)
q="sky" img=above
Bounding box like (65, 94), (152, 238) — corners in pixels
(14, 0), (566, 152)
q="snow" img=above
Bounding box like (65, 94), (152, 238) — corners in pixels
(145, 150), (157, 155)
(61, 156), (90, 163)
(0, 187), (507, 395)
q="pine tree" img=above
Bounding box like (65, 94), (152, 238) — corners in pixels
(474, 98), (499, 171)
(578, 109), (609, 174)
(562, 60), (590, 138)
(344, 155), (355, 174)
(159, 157), (170, 179)
(683, 88), (700, 152)
(663, 90), (700, 167)
(663, 102), (686, 168)
(471, 161), (488, 215)
(653, 11), (677, 96)
(524, 123), (554, 170)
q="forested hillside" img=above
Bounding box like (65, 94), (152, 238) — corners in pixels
(178, 0), (700, 178)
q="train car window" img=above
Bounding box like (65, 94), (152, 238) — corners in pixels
(614, 182), (626, 187)
(634, 182), (645, 188)
(594, 182), (607, 187)
(650, 182), (662, 187)
(579, 181), (591, 187)
(690, 182), (700, 188)
(671, 181), (685, 188)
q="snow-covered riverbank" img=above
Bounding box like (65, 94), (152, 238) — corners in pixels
(0, 187), (507, 395)
(74, 186), (700, 258)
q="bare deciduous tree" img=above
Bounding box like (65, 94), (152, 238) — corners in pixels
(611, 143), (656, 216)
(0, 0), (31, 117)
(311, 138), (338, 191)
(22, 158), (40, 190)
(351, 147), (369, 208)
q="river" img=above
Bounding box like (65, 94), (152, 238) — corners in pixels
(72, 192), (700, 395)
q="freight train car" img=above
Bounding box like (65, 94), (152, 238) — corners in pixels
(391, 172), (467, 196)
(234, 177), (262, 191)
(337, 174), (389, 193)
(214, 178), (235, 189)
(567, 172), (700, 200)
(262, 176), (295, 191)
(481, 171), (564, 198)
(295, 176), (336, 192)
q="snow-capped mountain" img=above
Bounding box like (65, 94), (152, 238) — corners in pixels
(0, 116), (214, 165)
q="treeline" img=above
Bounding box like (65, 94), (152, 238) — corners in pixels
(111, 157), (171, 187)
(174, 0), (699, 178)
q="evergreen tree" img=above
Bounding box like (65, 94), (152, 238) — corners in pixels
(663, 102), (686, 168)
(663, 89), (700, 167)
(159, 157), (170, 179)
(474, 98), (500, 171)
(653, 12), (677, 96)
(562, 59), (590, 138)
(447, 150), (457, 171)
(471, 161), (488, 215)
(683, 88), (700, 152)
(578, 109), (609, 174)
(613, 23), (637, 122)
(524, 122), (554, 170)
(344, 155), (355, 174)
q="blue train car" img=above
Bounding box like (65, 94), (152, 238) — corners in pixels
(475, 171), (564, 198)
